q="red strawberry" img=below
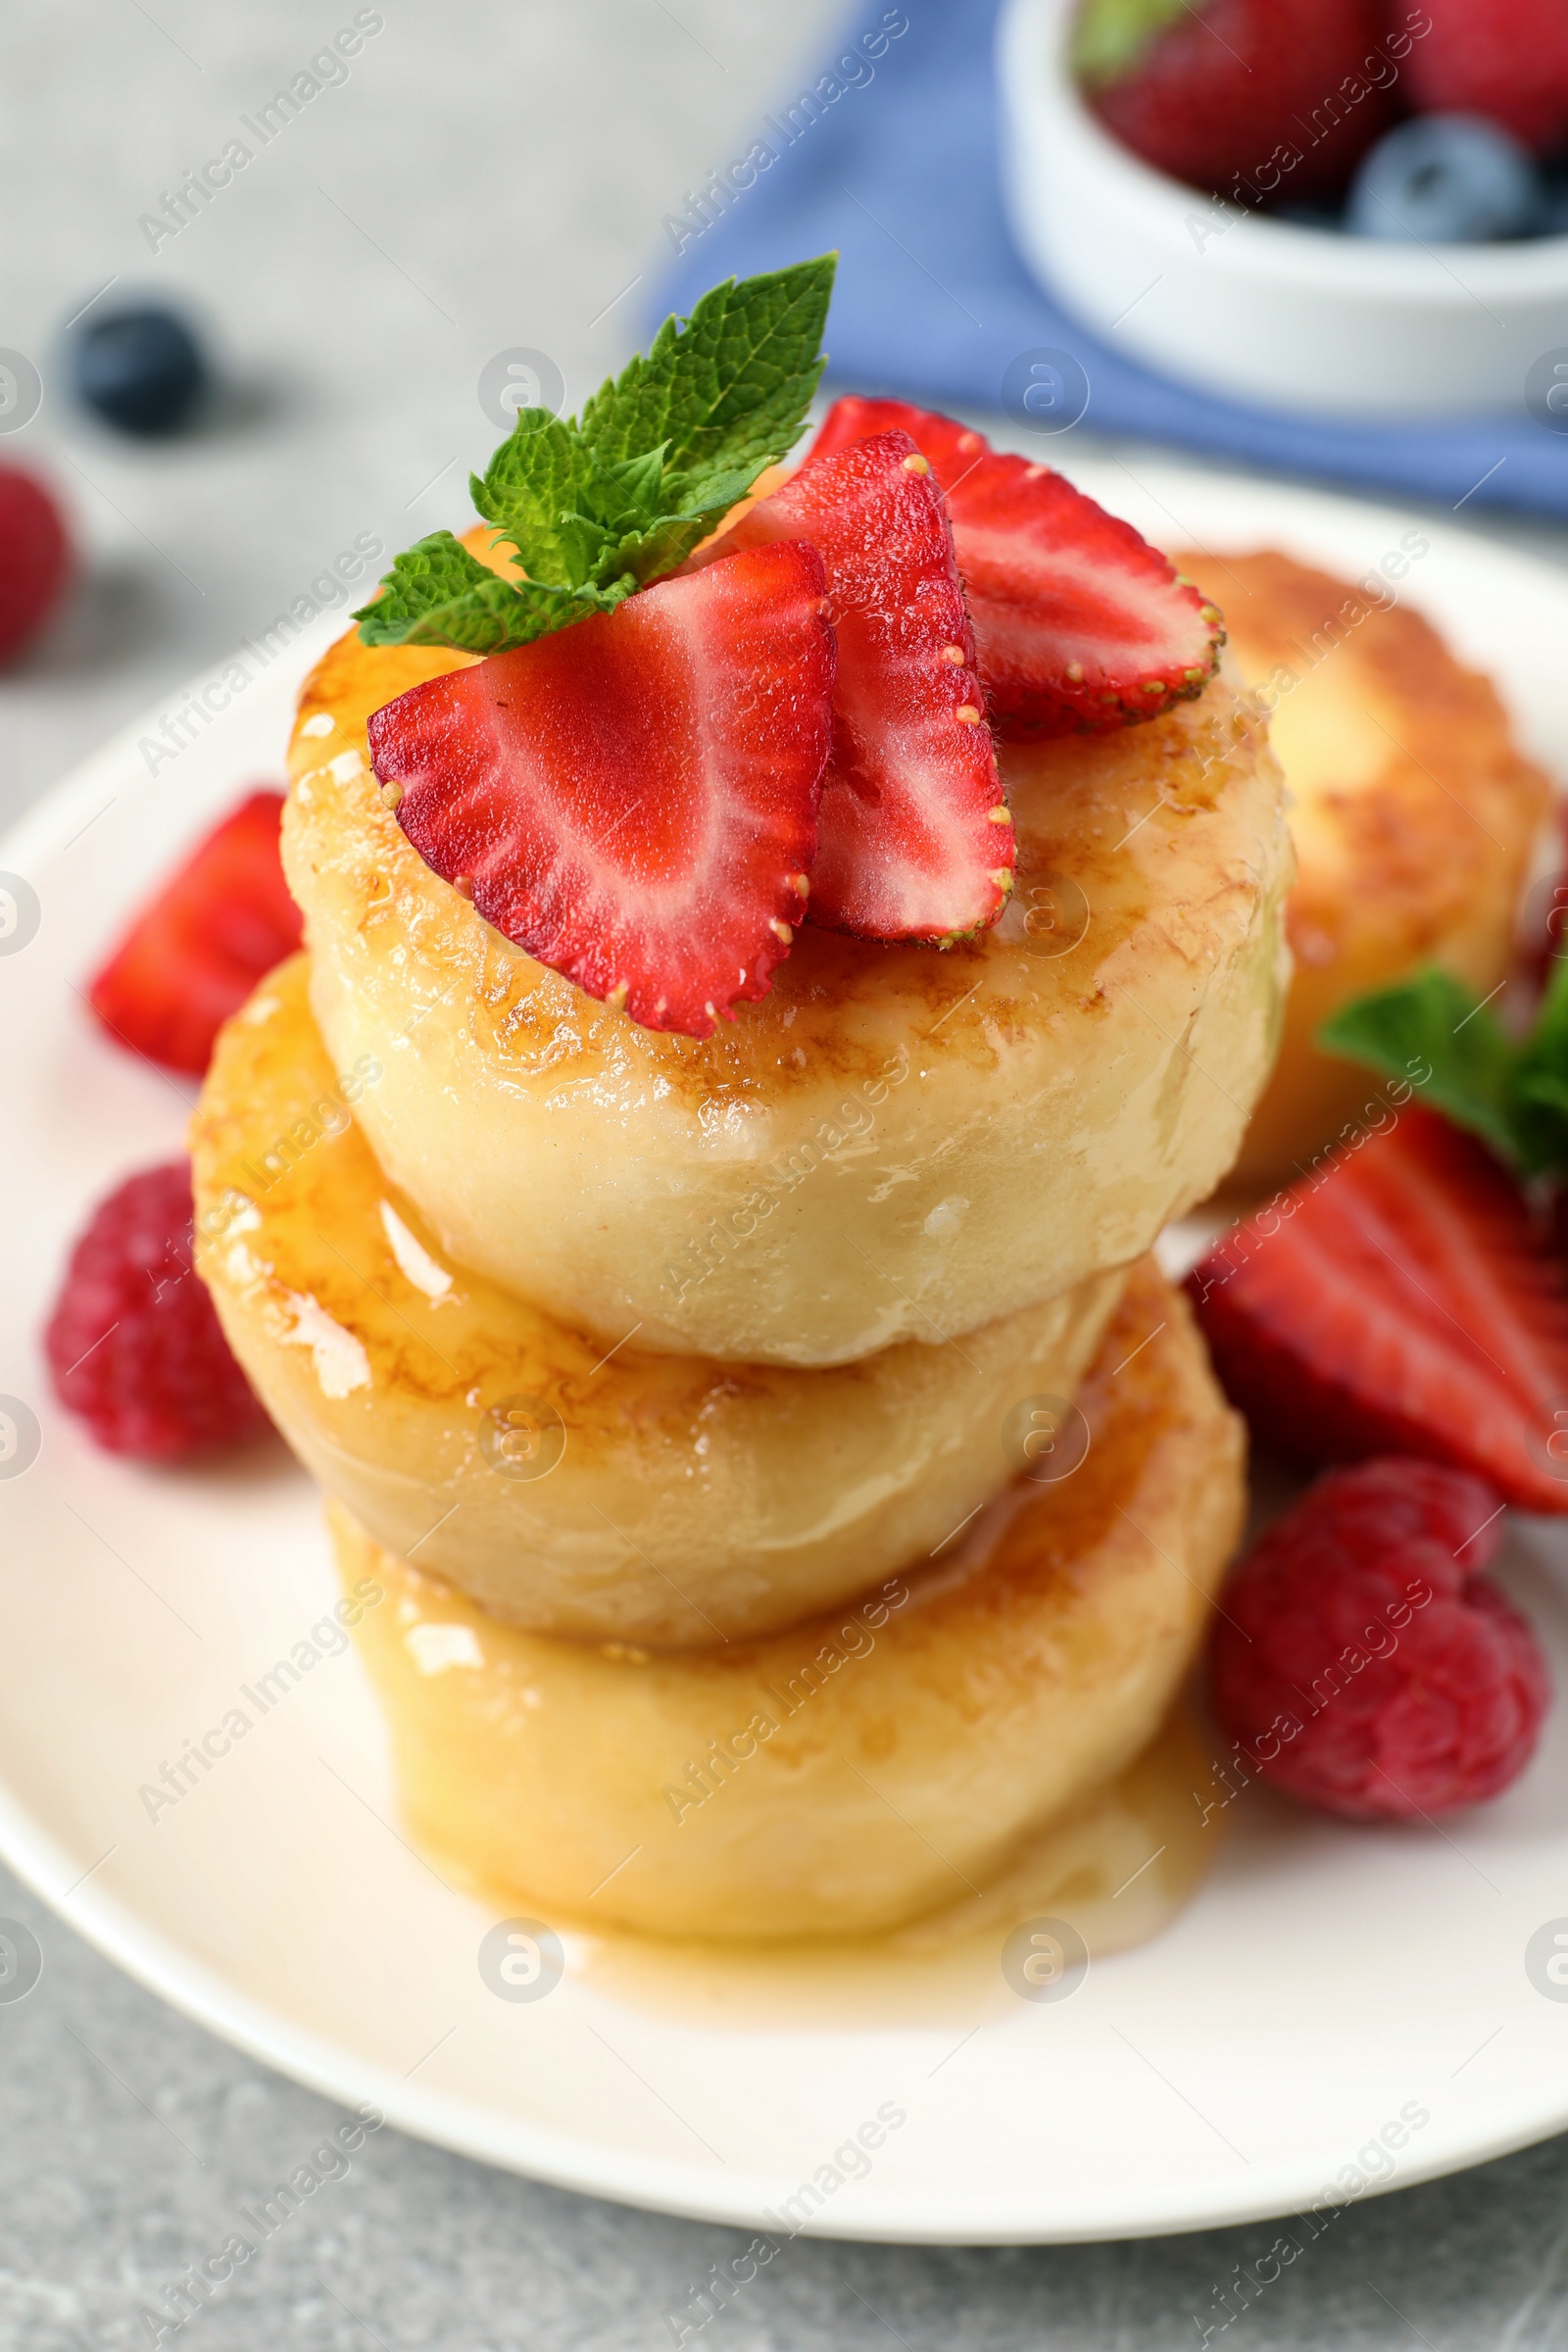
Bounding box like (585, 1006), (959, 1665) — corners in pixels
(702, 429), (1010, 942)
(1188, 1108), (1568, 1513)
(88, 789), (302, 1075)
(807, 399), (1221, 741)
(0, 465), (70, 662)
(1404, 0), (1568, 157)
(368, 543), (834, 1039)
(1073, 0), (1391, 201)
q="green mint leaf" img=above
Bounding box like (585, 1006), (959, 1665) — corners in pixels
(1317, 967), (1524, 1165)
(471, 433), (691, 595)
(353, 531), (616, 655)
(588, 516), (709, 593)
(552, 450), (683, 586)
(673, 459), (766, 521)
(582, 460), (777, 594)
(590, 446), (669, 519)
(578, 256), (836, 510)
(1508, 955), (1568, 1175)
(550, 512), (613, 591)
(469, 411), (597, 589)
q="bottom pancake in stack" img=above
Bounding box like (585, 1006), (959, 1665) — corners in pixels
(325, 1264), (1241, 1940)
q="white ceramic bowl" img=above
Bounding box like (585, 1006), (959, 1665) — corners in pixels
(998, 0), (1568, 416)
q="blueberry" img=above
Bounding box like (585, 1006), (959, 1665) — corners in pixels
(72, 306), (207, 434)
(1347, 115), (1546, 244)
(1273, 201), (1345, 232)
(1544, 156), (1568, 236)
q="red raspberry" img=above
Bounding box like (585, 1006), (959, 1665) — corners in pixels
(1208, 1459), (1548, 1820)
(0, 465), (70, 661)
(44, 1160), (270, 1460)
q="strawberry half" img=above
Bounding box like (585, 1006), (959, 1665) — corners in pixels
(1076, 0), (1390, 202)
(368, 542), (834, 1039)
(808, 398), (1222, 741)
(88, 789), (302, 1075)
(1188, 1108), (1568, 1513)
(703, 428), (1010, 942)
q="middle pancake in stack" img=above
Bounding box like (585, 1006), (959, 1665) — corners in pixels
(192, 955), (1127, 1648)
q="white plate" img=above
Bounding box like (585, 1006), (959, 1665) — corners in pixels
(5, 466), (1568, 2247)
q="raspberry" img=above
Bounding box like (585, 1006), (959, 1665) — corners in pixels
(0, 465), (70, 662)
(1208, 1459), (1548, 1820)
(44, 1160), (270, 1460)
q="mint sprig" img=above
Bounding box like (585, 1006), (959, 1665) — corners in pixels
(356, 256), (837, 656)
(1320, 959), (1568, 1178)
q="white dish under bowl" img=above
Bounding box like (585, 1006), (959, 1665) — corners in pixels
(998, 0), (1568, 417)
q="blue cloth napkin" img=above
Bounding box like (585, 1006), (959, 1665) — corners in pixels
(656, 0), (1568, 518)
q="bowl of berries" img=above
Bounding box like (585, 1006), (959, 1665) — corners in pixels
(998, 0), (1568, 416)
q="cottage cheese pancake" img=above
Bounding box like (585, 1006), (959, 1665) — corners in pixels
(192, 956), (1126, 1646)
(1177, 548), (1549, 1188)
(283, 553), (1291, 1365)
(330, 1261), (1246, 1940)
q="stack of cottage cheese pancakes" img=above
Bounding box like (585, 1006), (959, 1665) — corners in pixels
(191, 607), (1293, 1944)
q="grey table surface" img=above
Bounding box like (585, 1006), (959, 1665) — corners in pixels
(7, 5), (1568, 2345)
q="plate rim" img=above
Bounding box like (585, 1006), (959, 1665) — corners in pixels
(10, 1775), (1568, 2247)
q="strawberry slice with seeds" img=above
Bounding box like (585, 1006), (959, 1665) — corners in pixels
(808, 397), (1222, 742)
(368, 542), (834, 1039)
(1188, 1107), (1568, 1512)
(704, 428), (1010, 942)
(88, 788), (302, 1075)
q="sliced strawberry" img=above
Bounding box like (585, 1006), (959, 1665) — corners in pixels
(703, 429), (1010, 942)
(1188, 1108), (1568, 1513)
(808, 398), (1222, 742)
(88, 789), (302, 1075)
(368, 543), (834, 1039)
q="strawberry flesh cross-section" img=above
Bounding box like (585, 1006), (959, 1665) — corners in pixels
(1188, 1107), (1568, 1513)
(807, 397), (1222, 741)
(701, 428), (1012, 943)
(367, 541), (836, 1040)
